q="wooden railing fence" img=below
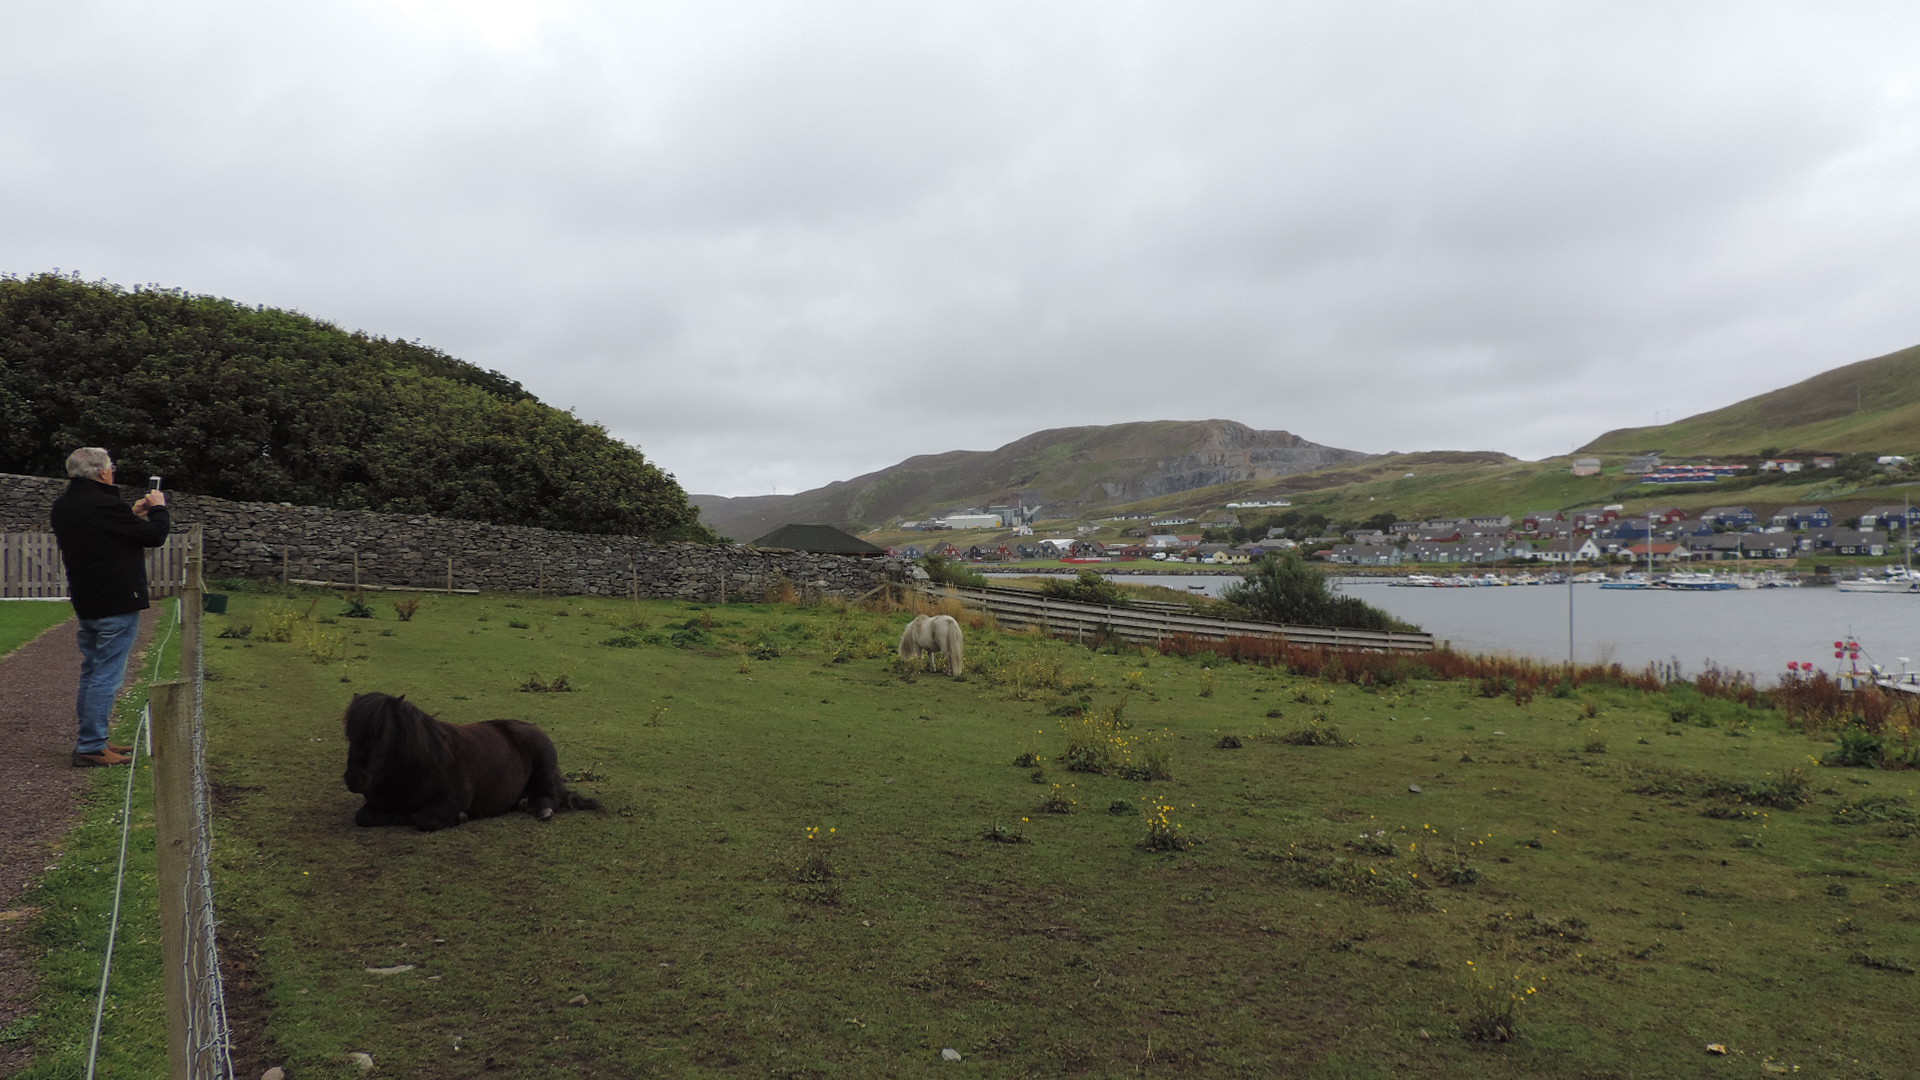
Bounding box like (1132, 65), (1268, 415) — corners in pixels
(938, 584), (1436, 653)
(0, 532), (190, 599)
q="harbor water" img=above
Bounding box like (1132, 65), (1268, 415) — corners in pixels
(992, 572), (1920, 686)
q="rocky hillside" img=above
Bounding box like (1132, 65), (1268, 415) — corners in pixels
(694, 420), (1370, 542)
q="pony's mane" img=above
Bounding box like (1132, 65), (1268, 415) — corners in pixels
(345, 693), (453, 771)
(897, 614), (928, 658)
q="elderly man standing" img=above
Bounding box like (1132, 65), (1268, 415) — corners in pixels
(49, 447), (171, 767)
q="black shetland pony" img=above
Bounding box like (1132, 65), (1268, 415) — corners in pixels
(342, 692), (601, 831)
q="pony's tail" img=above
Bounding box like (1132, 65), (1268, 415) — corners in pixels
(560, 788), (602, 813)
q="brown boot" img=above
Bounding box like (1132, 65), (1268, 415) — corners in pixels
(107, 742), (135, 755)
(72, 749), (131, 767)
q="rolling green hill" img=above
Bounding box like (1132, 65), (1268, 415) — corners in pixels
(696, 420), (1369, 541)
(1581, 343), (1920, 457)
(853, 340), (1920, 544)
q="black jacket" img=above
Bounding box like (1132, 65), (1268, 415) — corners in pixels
(49, 478), (172, 620)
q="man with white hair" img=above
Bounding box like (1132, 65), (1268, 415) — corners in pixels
(49, 447), (170, 767)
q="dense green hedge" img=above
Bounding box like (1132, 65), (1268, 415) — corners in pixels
(1, 273), (714, 540)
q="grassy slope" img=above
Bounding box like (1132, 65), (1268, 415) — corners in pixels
(1028, 454), (1920, 543)
(0, 602), (73, 656)
(1583, 343), (1920, 457)
(1187, 464), (1920, 531)
(739, 344), (1920, 544)
(185, 588), (1920, 1079)
(700, 420), (1368, 541)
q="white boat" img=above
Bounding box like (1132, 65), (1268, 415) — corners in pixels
(1839, 497), (1916, 594)
(1665, 571), (1739, 591)
(1836, 576), (1920, 594)
(1836, 567), (1920, 594)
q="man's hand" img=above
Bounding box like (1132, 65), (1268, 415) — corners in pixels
(133, 491), (166, 517)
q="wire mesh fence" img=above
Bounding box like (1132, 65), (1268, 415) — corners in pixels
(148, 527), (236, 1079)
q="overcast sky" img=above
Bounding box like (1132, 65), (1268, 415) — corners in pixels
(7, 2), (1917, 497)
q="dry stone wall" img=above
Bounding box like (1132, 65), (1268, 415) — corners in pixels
(1, 473), (907, 601)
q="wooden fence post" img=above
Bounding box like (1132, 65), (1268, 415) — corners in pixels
(150, 679), (194, 1080)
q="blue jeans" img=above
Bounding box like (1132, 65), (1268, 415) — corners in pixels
(75, 612), (142, 754)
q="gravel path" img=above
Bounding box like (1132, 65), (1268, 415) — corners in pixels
(0, 609), (158, 1076)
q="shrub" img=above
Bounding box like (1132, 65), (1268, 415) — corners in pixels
(258, 606), (300, 643)
(1220, 552), (1414, 632)
(1831, 795), (1916, 826)
(1058, 699), (1172, 780)
(1281, 720), (1353, 747)
(920, 553), (987, 588)
(980, 822), (1030, 844)
(1035, 784), (1078, 814)
(1704, 767), (1811, 809)
(1039, 569), (1132, 608)
(791, 828), (841, 905)
(1824, 730), (1887, 768)
(764, 576), (799, 604)
(985, 654), (1084, 700)
(296, 625), (347, 664)
(1460, 965), (1541, 1042)
(1140, 799), (1194, 852)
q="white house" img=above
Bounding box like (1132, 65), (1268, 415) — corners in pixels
(1527, 537), (1602, 563)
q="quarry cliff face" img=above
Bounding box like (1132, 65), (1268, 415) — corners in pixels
(1087, 422), (1371, 502)
(1103, 451), (1368, 500)
(696, 419), (1373, 540)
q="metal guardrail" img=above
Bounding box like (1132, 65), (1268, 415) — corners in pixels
(939, 584), (1435, 653)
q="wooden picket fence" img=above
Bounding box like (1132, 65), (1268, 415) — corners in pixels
(0, 532), (190, 600)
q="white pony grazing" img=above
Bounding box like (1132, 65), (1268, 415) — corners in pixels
(898, 613), (965, 676)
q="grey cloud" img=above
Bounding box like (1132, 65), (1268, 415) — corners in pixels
(6, 1), (1919, 496)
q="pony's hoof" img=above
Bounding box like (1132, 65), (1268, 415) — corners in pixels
(537, 808), (554, 821)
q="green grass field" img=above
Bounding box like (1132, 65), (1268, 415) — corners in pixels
(0, 600), (73, 657)
(20, 585), (1920, 1078)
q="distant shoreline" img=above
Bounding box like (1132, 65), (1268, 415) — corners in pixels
(978, 566), (1241, 577)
